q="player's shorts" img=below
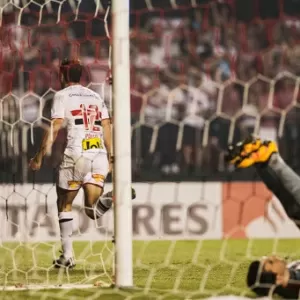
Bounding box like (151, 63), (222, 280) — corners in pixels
(57, 153), (109, 190)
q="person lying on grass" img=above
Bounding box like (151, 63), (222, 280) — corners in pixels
(247, 255), (300, 299)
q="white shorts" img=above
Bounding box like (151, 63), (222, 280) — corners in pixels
(57, 153), (109, 190)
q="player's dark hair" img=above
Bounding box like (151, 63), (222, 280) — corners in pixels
(60, 58), (82, 83)
(247, 260), (276, 296)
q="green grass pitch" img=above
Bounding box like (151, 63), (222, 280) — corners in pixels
(0, 239), (299, 299)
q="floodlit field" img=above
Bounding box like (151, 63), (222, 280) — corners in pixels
(0, 239), (299, 299)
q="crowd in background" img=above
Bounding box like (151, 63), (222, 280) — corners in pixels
(1, 0), (300, 183)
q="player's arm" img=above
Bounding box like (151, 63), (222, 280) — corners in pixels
(102, 119), (112, 156)
(36, 118), (64, 158)
(101, 101), (112, 166)
(29, 93), (64, 170)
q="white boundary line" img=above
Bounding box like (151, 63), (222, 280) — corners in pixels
(0, 281), (111, 292)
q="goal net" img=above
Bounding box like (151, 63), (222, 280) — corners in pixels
(1, 0), (300, 299)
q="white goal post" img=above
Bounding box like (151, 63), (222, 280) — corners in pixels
(112, 0), (133, 288)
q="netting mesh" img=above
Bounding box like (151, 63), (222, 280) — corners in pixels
(1, 0), (300, 299)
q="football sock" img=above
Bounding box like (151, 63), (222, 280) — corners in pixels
(58, 211), (73, 260)
(94, 191), (113, 218)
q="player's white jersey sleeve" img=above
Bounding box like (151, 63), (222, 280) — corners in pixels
(51, 91), (65, 119)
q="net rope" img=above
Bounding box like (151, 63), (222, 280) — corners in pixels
(1, 0), (300, 299)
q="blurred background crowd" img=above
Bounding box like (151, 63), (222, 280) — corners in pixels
(1, 0), (300, 183)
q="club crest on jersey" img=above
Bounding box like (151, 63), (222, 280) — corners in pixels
(71, 104), (102, 131)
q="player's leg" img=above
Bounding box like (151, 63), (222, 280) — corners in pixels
(55, 186), (79, 268)
(54, 156), (82, 268)
(83, 183), (109, 220)
(82, 154), (136, 220)
(227, 137), (300, 224)
(83, 185), (137, 220)
(81, 154), (112, 219)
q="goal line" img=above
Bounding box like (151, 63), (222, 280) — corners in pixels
(1, 281), (111, 292)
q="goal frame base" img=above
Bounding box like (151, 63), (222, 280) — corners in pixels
(0, 282), (111, 292)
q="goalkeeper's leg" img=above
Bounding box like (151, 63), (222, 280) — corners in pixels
(227, 137), (300, 225)
(256, 153), (300, 224)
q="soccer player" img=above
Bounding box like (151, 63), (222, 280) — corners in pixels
(226, 136), (300, 228)
(247, 255), (300, 298)
(29, 58), (135, 268)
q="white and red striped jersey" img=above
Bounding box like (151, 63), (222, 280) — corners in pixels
(51, 84), (110, 158)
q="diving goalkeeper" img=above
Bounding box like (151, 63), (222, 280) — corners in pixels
(227, 136), (300, 228)
(29, 58), (135, 269)
(227, 137), (300, 298)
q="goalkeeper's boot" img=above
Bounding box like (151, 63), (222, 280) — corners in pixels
(53, 255), (75, 269)
(226, 137), (278, 168)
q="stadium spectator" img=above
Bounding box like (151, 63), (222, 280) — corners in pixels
(182, 70), (210, 174)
